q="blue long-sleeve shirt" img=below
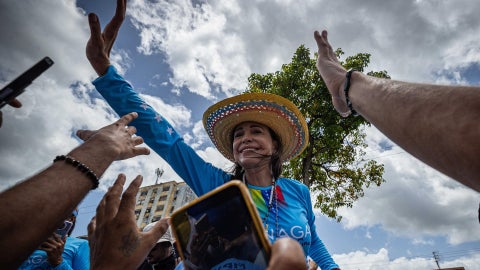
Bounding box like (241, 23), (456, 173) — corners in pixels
(18, 237), (89, 270)
(93, 65), (339, 270)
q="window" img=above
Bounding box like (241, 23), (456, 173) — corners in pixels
(152, 216), (161, 222)
(163, 185), (170, 191)
(140, 191), (148, 196)
(156, 205), (165, 211)
(159, 195), (167, 201)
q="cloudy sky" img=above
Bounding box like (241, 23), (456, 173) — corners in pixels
(1, 0), (479, 269)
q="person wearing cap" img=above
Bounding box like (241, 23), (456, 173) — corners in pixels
(86, 1), (339, 269)
(18, 209), (90, 270)
(137, 222), (178, 270)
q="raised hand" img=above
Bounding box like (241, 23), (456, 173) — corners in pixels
(76, 112), (150, 161)
(86, 0), (126, 76)
(39, 234), (66, 267)
(88, 174), (170, 270)
(314, 30), (351, 117)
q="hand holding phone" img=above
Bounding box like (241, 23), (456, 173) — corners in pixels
(55, 220), (73, 238)
(0, 57), (54, 109)
(171, 181), (271, 270)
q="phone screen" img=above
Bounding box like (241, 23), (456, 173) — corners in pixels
(55, 220), (73, 238)
(171, 181), (270, 270)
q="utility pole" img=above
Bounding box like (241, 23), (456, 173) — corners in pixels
(155, 168), (164, 185)
(433, 251), (441, 269)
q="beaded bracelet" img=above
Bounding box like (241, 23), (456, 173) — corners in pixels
(53, 155), (99, 189)
(344, 68), (358, 116)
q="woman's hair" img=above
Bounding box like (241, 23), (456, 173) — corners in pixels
(230, 127), (283, 181)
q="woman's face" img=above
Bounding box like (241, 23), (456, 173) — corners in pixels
(232, 121), (278, 168)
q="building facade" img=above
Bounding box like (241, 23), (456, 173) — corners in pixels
(135, 181), (196, 229)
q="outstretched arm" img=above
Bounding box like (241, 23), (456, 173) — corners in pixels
(314, 30), (480, 192)
(85, 0), (231, 196)
(0, 112), (149, 269)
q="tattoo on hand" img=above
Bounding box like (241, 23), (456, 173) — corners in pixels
(119, 230), (139, 256)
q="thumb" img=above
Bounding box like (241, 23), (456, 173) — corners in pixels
(148, 218), (170, 243)
(9, 98), (22, 108)
(76, 129), (96, 142)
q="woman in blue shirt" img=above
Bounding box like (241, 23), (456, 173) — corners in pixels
(85, 2), (339, 269)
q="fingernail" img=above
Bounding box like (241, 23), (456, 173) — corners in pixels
(88, 13), (97, 22)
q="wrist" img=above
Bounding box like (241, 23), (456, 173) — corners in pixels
(96, 62), (110, 77)
(343, 68), (358, 116)
(66, 141), (117, 184)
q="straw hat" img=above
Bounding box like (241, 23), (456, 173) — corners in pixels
(203, 92), (309, 162)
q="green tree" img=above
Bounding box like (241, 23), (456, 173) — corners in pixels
(247, 45), (389, 221)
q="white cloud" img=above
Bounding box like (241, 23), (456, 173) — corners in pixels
(128, 0), (250, 100)
(338, 126), (479, 245)
(141, 94), (192, 129)
(127, 0), (480, 102)
(333, 248), (480, 270)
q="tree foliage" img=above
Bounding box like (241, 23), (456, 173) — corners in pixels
(246, 45), (390, 221)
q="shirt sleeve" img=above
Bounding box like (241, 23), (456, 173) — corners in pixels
(71, 240), (90, 270)
(304, 187), (339, 270)
(92, 65), (230, 196)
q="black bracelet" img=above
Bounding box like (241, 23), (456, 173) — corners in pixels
(343, 68), (358, 116)
(54, 155), (99, 189)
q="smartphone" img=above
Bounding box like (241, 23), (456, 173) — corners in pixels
(55, 220), (73, 238)
(0, 56), (54, 109)
(171, 180), (271, 270)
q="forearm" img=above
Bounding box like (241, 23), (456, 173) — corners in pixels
(93, 66), (230, 195)
(349, 72), (480, 191)
(0, 141), (115, 268)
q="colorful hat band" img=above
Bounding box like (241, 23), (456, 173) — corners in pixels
(204, 95), (308, 162)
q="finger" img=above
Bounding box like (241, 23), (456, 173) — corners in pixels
(145, 218), (170, 245)
(322, 30), (337, 60)
(9, 98), (22, 108)
(95, 194), (107, 227)
(87, 216), (97, 246)
(112, 0), (127, 27)
(132, 136), (144, 146)
(103, 174), (127, 221)
(103, 0), (127, 55)
(116, 112), (138, 128)
(88, 13), (103, 44)
(313, 30), (322, 48)
(76, 129), (96, 141)
(52, 234), (62, 242)
(117, 175), (143, 217)
(314, 30), (329, 55)
(133, 146), (151, 156)
(126, 125), (137, 135)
